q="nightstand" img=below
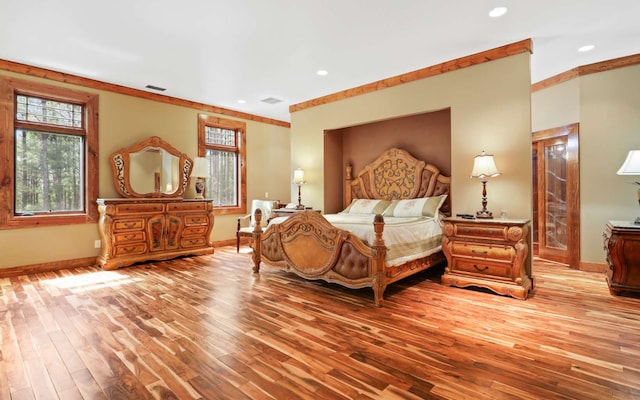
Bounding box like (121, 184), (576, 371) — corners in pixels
(603, 221), (640, 295)
(272, 208), (321, 217)
(441, 217), (532, 299)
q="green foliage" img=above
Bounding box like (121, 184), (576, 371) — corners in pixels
(15, 130), (83, 213)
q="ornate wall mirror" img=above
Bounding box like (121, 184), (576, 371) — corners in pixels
(109, 136), (193, 198)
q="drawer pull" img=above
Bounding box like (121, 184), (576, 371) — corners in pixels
(123, 222), (136, 228)
(471, 249), (488, 256)
(192, 218), (203, 223)
(123, 247), (136, 253)
(473, 264), (489, 272)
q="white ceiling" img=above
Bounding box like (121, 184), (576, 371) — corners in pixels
(2, 0), (639, 123)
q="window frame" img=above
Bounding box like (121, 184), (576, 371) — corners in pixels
(197, 114), (246, 215)
(0, 77), (99, 229)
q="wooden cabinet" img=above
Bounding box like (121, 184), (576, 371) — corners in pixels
(603, 221), (640, 295)
(272, 208), (321, 218)
(441, 218), (532, 299)
(97, 198), (214, 270)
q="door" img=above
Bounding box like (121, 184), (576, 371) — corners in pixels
(532, 123), (580, 267)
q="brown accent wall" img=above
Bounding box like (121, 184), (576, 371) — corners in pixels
(323, 109), (451, 213)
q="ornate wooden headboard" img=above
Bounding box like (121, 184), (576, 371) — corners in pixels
(345, 148), (451, 216)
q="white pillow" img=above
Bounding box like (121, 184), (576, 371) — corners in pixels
(341, 199), (391, 214)
(383, 195), (447, 218)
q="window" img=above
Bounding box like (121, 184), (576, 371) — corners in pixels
(198, 114), (246, 214)
(0, 78), (99, 228)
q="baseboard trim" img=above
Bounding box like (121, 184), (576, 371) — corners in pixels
(580, 262), (607, 273)
(0, 256), (98, 278)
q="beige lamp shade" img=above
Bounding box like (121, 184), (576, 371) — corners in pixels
(617, 150), (640, 175)
(471, 151), (501, 179)
(293, 168), (305, 185)
(191, 157), (209, 177)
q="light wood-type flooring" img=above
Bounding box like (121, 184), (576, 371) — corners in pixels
(1, 247), (639, 399)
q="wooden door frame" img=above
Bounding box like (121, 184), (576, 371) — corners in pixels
(532, 123), (580, 268)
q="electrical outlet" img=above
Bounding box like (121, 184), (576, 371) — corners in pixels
(265, 192), (269, 198)
(94, 239), (101, 248)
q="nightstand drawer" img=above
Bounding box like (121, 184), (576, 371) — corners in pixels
(451, 242), (514, 262)
(452, 258), (511, 279)
(454, 224), (508, 241)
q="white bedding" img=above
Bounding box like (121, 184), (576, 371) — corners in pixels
(268, 213), (443, 267)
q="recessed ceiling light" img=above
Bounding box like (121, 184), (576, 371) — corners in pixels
(488, 6), (508, 18)
(237, 99), (246, 104)
(316, 70), (328, 76)
(578, 45), (595, 52)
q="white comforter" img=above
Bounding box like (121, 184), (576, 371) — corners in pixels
(268, 213), (443, 267)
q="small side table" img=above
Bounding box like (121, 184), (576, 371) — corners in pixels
(272, 208), (321, 218)
(603, 221), (640, 295)
(441, 217), (532, 299)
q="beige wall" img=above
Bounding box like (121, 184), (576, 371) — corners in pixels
(290, 53), (533, 222)
(531, 64), (640, 264)
(0, 70), (291, 269)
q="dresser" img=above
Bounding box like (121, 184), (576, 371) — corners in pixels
(97, 198), (214, 270)
(603, 221), (640, 295)
(441, 217), (532, 299)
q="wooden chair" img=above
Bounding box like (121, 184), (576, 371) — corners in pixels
(236, 199), (279, 252)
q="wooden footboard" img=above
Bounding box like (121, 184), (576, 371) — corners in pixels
(252, 209), (390, 306)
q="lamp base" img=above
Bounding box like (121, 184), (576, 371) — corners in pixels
(476, 210), (494, 219)
(195, 178), (206, 199)
(634, 216), (640, 225)
(296, 203), (305, 210)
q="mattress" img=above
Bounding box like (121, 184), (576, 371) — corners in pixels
(268, 213), (443, 267)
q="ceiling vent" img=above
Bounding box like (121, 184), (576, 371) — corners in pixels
(145, 84), (166, 92)
(261, 97), (283, 104)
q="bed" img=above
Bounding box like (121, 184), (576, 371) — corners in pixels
(250, 148), (451, 306)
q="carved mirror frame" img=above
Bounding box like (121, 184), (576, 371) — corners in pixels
(109, 136), (193, 198)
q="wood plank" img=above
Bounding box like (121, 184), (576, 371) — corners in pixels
(1, 248), (640, 399)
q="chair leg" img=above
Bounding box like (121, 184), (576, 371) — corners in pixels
(236, 232), (240, 253)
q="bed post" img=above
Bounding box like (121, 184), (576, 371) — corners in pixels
(345, 163), (353, 208)
(371, 214), (387, 307)
(251, 209), (262, 273)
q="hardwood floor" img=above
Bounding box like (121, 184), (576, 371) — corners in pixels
(1, 247), (639, 400)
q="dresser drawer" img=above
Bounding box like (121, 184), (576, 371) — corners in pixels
(168, 202), (208, 212)
(114, 231), (145, 244)
(452, 258), (512, 279)
(115, 203), (164, 215)
(454, 224), (508, 241)
(113, 219), (145, 231)
(114, 243), (147, 256)
(451, 242), (514, 262)
(182, 226), (207, 236)
(184, 215), (209, 226)
(181, 237), (207, 248)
